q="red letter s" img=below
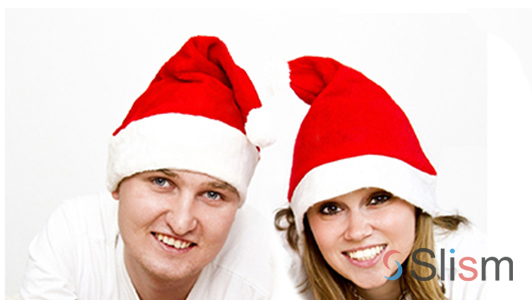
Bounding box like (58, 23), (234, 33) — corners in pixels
(459, 257), (478, 281)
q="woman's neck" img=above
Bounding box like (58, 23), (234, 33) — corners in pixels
(355, 279), (402, 300)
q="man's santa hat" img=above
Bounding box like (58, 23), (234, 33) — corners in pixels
(287, 56), (437, 234)
(107, 36), (273, 202)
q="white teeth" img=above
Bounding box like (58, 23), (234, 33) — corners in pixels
(175, 240), (191, 249)
(347, 245), (385, 261)
(156, 233), (192, 249)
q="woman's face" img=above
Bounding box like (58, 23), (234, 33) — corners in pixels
(307, 187), (416, 290)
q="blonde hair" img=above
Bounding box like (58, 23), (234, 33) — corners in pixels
(275, 207), (468, 300)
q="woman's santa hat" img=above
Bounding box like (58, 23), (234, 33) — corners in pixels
(107, 36), (273, 202)
(287, 56), (437, 234)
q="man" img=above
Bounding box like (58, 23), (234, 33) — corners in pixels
(21, 36), (280, 299)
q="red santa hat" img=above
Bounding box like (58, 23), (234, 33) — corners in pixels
(287, 56), (437, 234)
(107, 36), (273, 202)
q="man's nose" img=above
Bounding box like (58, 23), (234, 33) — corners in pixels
(166, 192), (198, 235)
(343, 211), (373, 241)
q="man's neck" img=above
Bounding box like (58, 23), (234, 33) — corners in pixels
(132, 275), (197, 300)
(124, 250), (200, 300)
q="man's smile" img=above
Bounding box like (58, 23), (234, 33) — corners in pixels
(152, 232), (196, 250)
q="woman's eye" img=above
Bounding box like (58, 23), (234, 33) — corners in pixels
(152, 177), (169, 187)
(368, 193), (392, 205)
(204, 191), (222, 201)
(319, 204), (342, 215)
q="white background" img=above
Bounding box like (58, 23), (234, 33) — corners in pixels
(3, 8), (531, 298)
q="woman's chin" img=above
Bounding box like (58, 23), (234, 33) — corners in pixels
(348, 276), (388, 290)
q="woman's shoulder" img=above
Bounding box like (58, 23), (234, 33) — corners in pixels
(434, 222), (488, 300)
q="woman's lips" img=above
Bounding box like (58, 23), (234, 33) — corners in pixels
(343, 244), (387, 268)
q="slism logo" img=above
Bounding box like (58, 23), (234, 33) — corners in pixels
(383, 248), (513, 282)
(383, 250), (402, 281)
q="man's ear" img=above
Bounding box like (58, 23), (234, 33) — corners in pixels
(112, 189), (120, 200)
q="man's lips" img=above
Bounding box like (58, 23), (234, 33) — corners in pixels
(151, 232), (196, 250)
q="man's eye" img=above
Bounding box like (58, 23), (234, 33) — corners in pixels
(152, 177), (169, 187)
(204, 191), (222, 201)
(319, 204), (342, 215)
(368, 193), (392, 205)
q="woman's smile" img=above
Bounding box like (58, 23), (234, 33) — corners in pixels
(307, 187), (416, 290)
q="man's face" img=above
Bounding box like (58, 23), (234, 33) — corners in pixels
(112, 169), (240, 284)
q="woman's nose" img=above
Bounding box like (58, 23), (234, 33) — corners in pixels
(343, 211), (373, 241)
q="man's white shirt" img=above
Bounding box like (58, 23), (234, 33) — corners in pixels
(21, 193), (296, 299)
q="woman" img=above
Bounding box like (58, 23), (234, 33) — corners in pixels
(276, 56), (486, 300)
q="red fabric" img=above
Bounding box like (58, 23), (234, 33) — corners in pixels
(287, 56), (436, 201)
(113, 36), (261, 136)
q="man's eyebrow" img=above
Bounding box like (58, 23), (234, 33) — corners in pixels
(206, 181), (238, 195)
(157, 169), (179, 178)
